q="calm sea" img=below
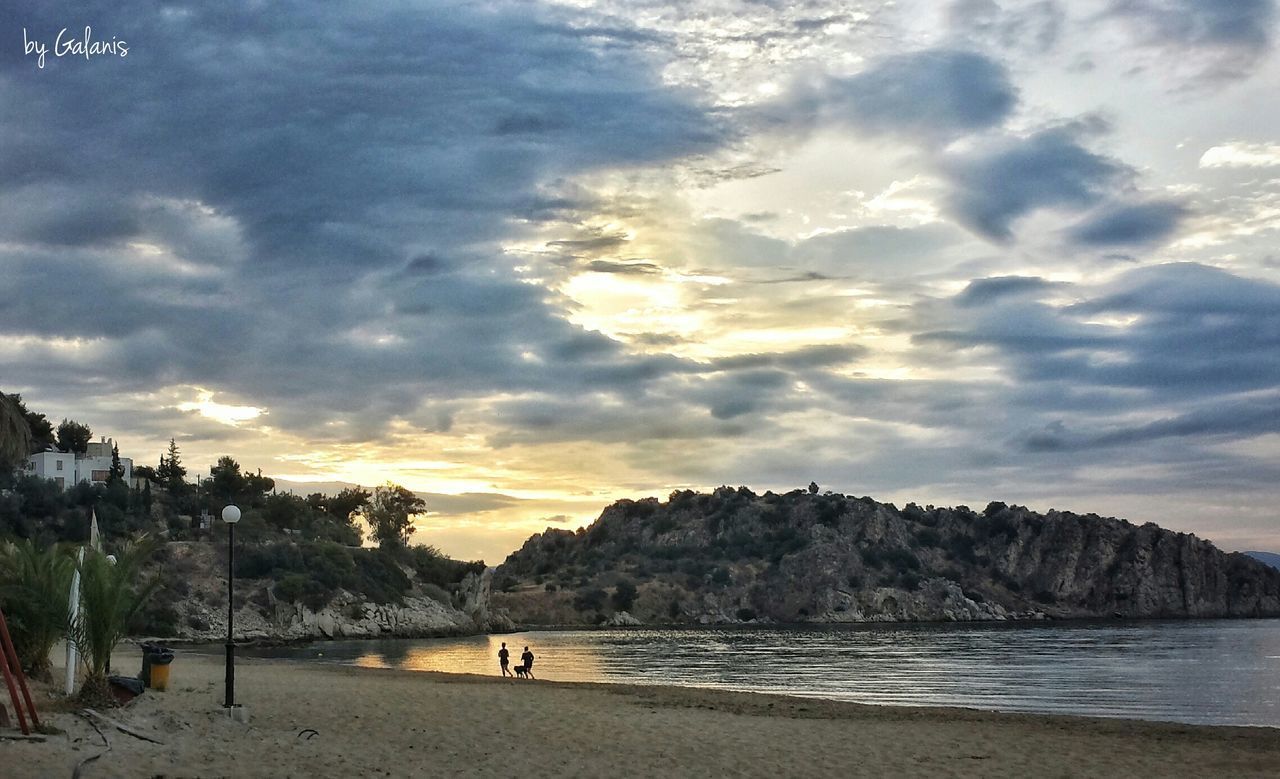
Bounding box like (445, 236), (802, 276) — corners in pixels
(222, 620), (1280, 727)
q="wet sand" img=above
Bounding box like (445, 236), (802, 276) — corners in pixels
(6, 646), (1279, 777)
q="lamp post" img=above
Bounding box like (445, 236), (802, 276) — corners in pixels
(221, 504), (241, 709)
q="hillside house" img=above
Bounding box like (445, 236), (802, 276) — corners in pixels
(24, 436), (134, 490)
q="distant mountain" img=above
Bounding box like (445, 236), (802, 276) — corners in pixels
(1245, 551), (1280, 571)
(493, 487), (1280, 626)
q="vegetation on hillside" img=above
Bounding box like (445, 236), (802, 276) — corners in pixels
(0, 392), (485, 641)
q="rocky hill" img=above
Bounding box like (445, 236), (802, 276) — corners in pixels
(135, 542), (511, 643)
(493, 487), (1280, 626)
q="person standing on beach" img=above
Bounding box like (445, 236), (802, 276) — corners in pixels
(499, 642), (511, 677)
(521, 646), (535, 679)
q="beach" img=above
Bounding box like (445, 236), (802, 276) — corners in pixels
(4, 647), (1279, 778)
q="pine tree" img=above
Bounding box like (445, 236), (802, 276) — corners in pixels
(109, 443), (124, 483)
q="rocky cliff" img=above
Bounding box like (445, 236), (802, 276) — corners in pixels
(493, 487), (1280, 626)
(142, 543), (511, 643)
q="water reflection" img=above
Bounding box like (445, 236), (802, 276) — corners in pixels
(226, 620), (1280, 727)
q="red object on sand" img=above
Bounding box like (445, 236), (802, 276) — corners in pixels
(0, 606), (39, 735)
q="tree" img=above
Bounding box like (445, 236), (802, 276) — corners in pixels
(365, 483), (425, 548)
(0, 392), (32, 469)
(108, 443), (124, 484)
(328, 487), (371, 525)
(155, 438), (187, 493)
(205, 456), (273, 509)
(207, 456), (247, 506)
(3, 393), (53, 454)
(808, 481), (819, 495)
(56, 418), (93, 454)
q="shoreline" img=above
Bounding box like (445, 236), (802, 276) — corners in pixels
(8, 649), (1280, 777)
(155, 611), (1280, 647)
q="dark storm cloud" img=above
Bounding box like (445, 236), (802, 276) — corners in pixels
(940, 122), (1131, 240)
(1067, 200), (1189, 246)
(1016, 394), (1280, 452)
(955, 276), (1060, 306)
(1107, 0), (1276, 79)
(0, 0), (741, 438)
(774, 48), (1017, 142)
(918, 264), (1280, 430)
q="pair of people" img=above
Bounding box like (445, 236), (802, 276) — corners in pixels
(498, 641), (535, 679)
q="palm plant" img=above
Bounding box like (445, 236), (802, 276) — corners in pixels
(0, 540), (75, 679)
(68, 536), (160, 701)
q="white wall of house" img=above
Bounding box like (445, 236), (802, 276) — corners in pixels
(25, 451), (77, 490)
(24, 437), (134, 490)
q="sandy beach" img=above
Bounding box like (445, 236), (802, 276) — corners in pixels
(5, 646), (1279, 778)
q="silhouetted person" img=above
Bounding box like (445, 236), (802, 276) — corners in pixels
(498, 642), (511, 677)
(521, 646), (535, 679)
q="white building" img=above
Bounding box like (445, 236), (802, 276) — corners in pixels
(24, 437), (133, 490)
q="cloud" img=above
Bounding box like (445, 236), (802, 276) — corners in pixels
(769, 48), (1017, 143)
(795, 224), (966, 276)
(1066, 199), (1188, 247)
(1107, 0), (1276, 80)
(1200, 142), (1280, 168)
(948, 0), (1065, 54)
(0, 0), (732, 441)
(924, 263), (1280, 399)
(954, 276), (1060, 306)
(940, 121), (1131, 240)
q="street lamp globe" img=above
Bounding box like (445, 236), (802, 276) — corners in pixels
(222, 505), (241, 524)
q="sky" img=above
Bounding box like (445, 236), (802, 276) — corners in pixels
(2, 0), (1279, 563)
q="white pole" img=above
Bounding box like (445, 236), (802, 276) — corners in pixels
(64, 510), (100, 695)
(64, 546), (84, 695)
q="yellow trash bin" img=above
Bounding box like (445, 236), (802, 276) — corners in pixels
(148, 649), (174, 691)
(150, 660), (171, 691)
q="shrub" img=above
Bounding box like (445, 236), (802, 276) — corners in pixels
(0, 540), (75, 677)
(735, 607), (757, 621)
(612, 579), (637, 611)
(882, 547), (920, 572)
(496, 575), (519, 593)
(407, 546), (483, 586)
(1033, 589), (1057, 604)
(900, 572), (921, 591)
(947, 534), (977, 564)
(421, 582), (452, 604)
(710, 566), (731, 585)
(914, 528), (941, 548)
(846, 573), (863, 590)
(274, 573), (332, 611)
(574, 587), (608, 612)
(352, 549), (411, 604)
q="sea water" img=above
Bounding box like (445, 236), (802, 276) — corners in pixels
(225, 619), (1280, 727)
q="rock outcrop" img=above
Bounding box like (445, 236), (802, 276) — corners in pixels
(493, 487), (1280, 626)
(150, 543), (506, 642)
